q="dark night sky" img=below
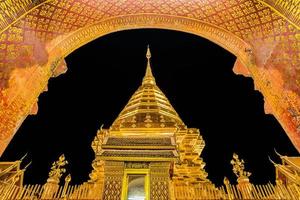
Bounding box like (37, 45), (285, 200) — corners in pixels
(1, 29), (298, 186)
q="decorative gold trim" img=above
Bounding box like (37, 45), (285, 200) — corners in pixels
(102, 145), (176, 150)
(99, 156), (176, 162)
(50, 14), (251, 65)
(257, 0), (300, 30)
(0, 0), (53, 35)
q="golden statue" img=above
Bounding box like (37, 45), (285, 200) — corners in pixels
(230, 153), (251, 180)
(47, 154), (68, 184)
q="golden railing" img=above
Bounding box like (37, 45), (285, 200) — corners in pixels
(0, 182), (300, 200)
(0, 181), (101, 200)
(172, 182), (300, 200)
(1, 180), (300, 199)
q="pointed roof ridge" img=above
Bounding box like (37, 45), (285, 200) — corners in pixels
(142, 45), (156, 85)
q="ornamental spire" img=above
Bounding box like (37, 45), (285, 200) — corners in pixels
(142, 45), (156, 85)
(110, 46), (185, 130)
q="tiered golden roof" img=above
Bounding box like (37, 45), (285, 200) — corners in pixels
(110, 46), (185, 132)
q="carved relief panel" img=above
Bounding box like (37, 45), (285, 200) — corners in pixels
(102, 161), (124, 200)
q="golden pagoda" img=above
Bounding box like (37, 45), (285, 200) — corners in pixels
(88, 46), (210, 199)
(1, 47), (300, 199)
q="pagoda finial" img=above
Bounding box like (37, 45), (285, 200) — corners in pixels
(146, 44), (151, 59)
(142, 45), (156, 85)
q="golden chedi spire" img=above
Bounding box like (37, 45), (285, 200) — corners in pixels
(110, 46), (185, 131)
(142, 45), (156, 85)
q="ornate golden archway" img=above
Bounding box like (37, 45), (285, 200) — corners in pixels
(0, 0), (299, 155)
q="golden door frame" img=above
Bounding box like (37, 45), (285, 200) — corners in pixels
(121, 168), (150, 200)
(0, 13), (299, 155)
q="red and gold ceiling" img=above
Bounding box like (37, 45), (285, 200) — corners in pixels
(0, 0), (299, 155)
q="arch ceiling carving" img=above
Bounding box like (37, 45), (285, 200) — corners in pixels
(0, 0), (299, 155)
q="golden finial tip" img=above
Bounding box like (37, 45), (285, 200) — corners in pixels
(146, 45), (151, 59)
(142, 45), (156, 85)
